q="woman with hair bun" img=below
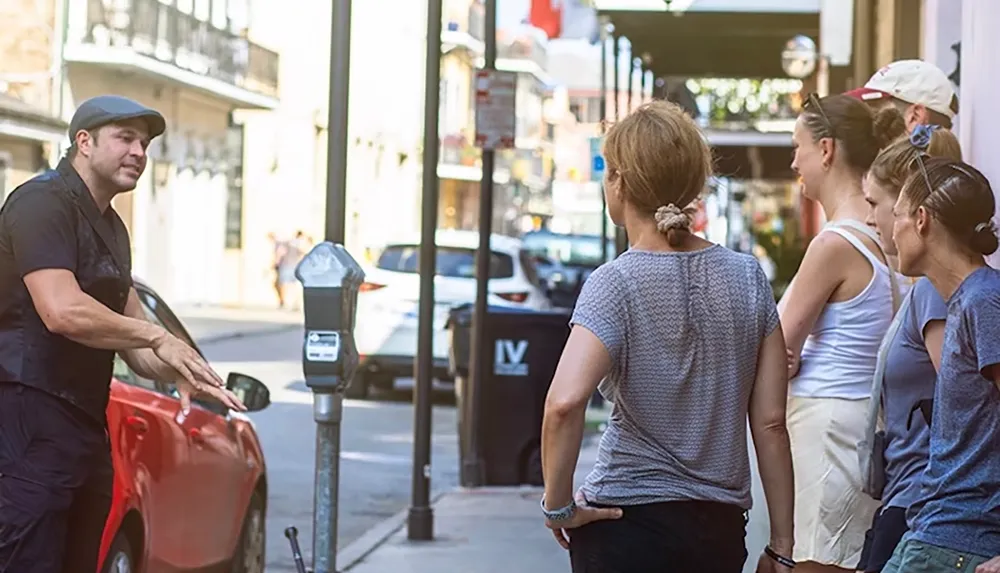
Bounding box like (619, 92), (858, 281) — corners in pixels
(854, 125), (962, 573)
(779, 94), (907, 573)
(540, 100), (795, 572)
(879, 157), (1000, 573)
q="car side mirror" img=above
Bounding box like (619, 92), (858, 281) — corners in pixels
(226, 372), (271, 413)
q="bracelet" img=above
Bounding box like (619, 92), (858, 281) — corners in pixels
(764, 546), (796, 569)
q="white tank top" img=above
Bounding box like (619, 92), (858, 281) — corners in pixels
(790, 221), (904, 400)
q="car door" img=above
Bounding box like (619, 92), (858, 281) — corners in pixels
(135, 288), (248, 564)
(108, 355), (191, 573)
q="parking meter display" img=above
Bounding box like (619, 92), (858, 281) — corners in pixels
(306, 330), (341, 363)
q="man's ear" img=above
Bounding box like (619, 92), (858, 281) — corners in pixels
(75, 130), (93, 157)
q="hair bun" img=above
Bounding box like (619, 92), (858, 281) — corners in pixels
(872, 106), (907, 150)
(972, 221), (999, 256)
(655, 204), (692, 233)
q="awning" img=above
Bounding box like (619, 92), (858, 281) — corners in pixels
(597, 1), (820, 79)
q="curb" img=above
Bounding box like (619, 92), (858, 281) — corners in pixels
(339, 491), (447, 571)
(194, 324), (299, 346)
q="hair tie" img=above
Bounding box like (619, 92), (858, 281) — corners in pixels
(655, 203), (694, 233)
(909, 124), (939, 151)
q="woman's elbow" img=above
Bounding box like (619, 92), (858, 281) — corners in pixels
(544, 393), (587, 420)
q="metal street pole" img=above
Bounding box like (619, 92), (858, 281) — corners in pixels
(599, 23), (609, 267)
(466, 0), (497, 487)
(612, 34), (627, 255)
(312, 2), (351, 572)
(612, 33), (620, 121)
(627, 57), (636, 113)
(324, 0), (351, 245)
(408, 0), (443, 542)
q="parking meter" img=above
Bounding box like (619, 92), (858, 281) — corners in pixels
(297, 241), (364, 391)
(294, 241), (364, 573)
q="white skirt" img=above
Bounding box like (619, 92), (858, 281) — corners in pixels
(787, 395), (881, 568)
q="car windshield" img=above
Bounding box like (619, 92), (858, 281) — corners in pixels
(376, 245), (514, 279)
(522, 233), (612, 267)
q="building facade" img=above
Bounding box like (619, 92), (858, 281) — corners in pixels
(2, 0), (281, 307)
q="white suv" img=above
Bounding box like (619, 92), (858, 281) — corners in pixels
(350, 230), (551, 398)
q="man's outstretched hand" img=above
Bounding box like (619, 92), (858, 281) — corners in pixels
(152, 333), (246, 413)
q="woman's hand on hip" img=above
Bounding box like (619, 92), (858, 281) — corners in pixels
(544, 492), (622, 550)
(976, 555), (1000, 573)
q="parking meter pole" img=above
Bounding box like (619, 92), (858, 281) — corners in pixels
(407, 0), (443, 543)
(312, 390), (343, 573)
(465, 0), (498, 490)
(296, 243), (364, 573)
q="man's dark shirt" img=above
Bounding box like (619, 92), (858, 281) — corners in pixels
(0, 159), (132, 423)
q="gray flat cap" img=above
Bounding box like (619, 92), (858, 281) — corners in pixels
(69, 95), (167, 142)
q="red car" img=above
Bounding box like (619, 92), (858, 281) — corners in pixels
(98, 280), (271, 573)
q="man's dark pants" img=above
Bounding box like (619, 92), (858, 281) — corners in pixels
(0, 382), (113, 573)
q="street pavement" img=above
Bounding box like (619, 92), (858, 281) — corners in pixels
(184, 313), (461, 572)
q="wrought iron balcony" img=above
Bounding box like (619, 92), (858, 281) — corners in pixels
(81, 0), (279, 100)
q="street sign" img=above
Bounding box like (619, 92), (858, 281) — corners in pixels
(475, 69), (517, 150)
(589, 136), (605, 182)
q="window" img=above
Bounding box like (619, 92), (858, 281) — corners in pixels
(134, 288), (221, 410)
(112, 354), (159, 392)
(376, 245), (515, 279)
(224, 123), (245, 249)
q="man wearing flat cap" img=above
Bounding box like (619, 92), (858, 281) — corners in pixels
(0, 95), (245, 572)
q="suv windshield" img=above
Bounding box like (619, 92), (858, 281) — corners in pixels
(522, 232), (612, 267)
(376, 245), (514, 279)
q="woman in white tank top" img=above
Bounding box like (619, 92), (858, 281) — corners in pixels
(778, 94), (906, 573)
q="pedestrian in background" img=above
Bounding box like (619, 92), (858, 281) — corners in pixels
(855, 125), (962, 573)
(0, 95), (244, 573)
(880, 157), (1000, 573)
(846, 59), (958, 133)
(540, 100), (795, 573)
(779, 95), (906, 573)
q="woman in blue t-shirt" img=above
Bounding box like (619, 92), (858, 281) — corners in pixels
(856, 125), (962, 573)
(882, 156), (1000, 572)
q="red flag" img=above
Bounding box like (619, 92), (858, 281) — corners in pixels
(530, 0), (562, 39)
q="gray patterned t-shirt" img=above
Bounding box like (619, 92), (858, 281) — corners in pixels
(573, 246), (779, 510)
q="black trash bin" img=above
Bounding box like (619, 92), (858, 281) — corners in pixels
(447, 303), (571, 487)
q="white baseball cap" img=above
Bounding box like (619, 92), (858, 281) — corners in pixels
(845, 59), (958, 119)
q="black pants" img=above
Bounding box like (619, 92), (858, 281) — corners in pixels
(0, 383), (113, 573)
(857, 506), (909, 573)
(569, 499), (748, 573)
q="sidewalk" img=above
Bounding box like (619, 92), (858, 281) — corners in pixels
(342, 437), (601, 573)
(340, 422), (772, 573)
(173, 304), (302, 344)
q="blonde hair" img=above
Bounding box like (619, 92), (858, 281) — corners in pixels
(603, 100), (712, 246)
(869, 126), (962, 195)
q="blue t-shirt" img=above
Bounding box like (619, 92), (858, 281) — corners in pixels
(909, 267), (1000, 558)
(882, 278), (947, 509)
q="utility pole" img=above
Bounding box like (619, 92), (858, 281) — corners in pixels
(599, 20), (609, 266)
(466, 0), (498, 486)
(408, 0), (443, 542)
(324, 0), (351, 245)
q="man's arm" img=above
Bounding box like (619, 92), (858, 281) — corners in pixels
(23, 269), (167, 350)
(119, 288), (179, 381)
